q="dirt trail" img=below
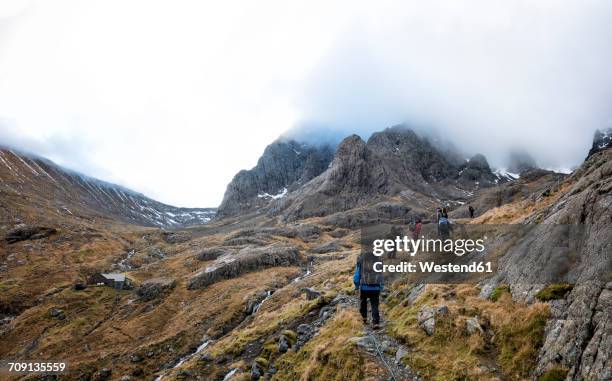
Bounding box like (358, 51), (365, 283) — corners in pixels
(349, 295), (421, 381)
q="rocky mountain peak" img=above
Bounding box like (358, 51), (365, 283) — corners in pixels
(217, 138), (334, 217)
(587, 127), (612, 158)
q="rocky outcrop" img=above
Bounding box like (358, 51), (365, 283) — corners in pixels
(136, 278), (176, 301)
(5, 225), (57, 244)
(187, 245), (302, 289)
(456, 154), (499, 187)
(587, 128), (612, 159)
(217, 139), (334, 217)
(488, 149), (612, 381)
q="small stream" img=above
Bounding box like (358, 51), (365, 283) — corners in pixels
(252, 290), (273, 314)
(154, 340), (210, 381)
(222, 368), (238, 380)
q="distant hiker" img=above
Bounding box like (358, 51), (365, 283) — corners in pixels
(438, 215), (452, 240)
(436, 207), (442, 222)
(411, 217), (423, 240)
(468, 205), (475, 218)
(441, 207), (449, 219)
(353, 253), (384, 329)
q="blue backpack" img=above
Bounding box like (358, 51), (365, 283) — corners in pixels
(439, 217), (449, 225)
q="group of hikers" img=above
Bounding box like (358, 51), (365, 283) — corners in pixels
(353, 203), (475, 328)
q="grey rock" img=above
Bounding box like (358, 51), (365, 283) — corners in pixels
(395, 347), (409, 364)
(417, 307), (436, 336)
(300, 287), (321, 300)
(278, 335), (290, 353)
(196, 248), (226, 261)
(309, 241), (343, 254)
(188, 245), (301, 289)
(465, 317), (483, 335)
(6, 225), (57, 244)
(161, 231), (192, 244)
(136, 278), (176, 301)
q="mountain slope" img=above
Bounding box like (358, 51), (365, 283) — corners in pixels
(0, 148), (215, 228)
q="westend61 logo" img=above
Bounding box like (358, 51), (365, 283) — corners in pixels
(368, 235), (492, 275)
(372, 236), (486, 257)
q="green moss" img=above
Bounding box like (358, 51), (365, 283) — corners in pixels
(254, 357), (269, 368)
(490, 285), (510, 302)
(536, 284), (573, 301)
(538, 368), (569, 381)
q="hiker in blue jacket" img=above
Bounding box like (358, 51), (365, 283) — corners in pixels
(354, 253), (384, 329)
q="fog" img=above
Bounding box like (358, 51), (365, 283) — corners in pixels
(1, 1), (611, 206)
(289, 1), (612, 171)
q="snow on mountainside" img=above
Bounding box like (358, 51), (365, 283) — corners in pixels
(0, 148), (215, 227)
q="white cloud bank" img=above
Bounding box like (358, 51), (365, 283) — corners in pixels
(1, 0), (611, 206)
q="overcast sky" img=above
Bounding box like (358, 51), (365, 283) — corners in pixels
(1, 1), (611, 207)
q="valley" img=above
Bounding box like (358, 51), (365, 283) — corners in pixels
(1, 126), (610, 381)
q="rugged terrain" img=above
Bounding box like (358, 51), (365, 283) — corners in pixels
(1, 126), (610, 381)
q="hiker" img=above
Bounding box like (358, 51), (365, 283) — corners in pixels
(468, 205), (475, 218)
(353, 253), (384, 329)
(410, 217), (423, 240)
(438, 214), (452, 240)
(441, 207), (449, 219)
(436, 207), (442, 222)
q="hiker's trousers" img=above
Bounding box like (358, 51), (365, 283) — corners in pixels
(359, 290), (380, 324)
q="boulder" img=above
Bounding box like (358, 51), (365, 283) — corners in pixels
(300, 287), (321, 300)
(416, 306), (436, 335)
(136, 278), (176, 301)
(465, 317), (483, 335)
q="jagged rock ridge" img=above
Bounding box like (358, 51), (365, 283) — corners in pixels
(217, 139), (334, 217)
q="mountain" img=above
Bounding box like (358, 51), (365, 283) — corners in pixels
(235, 126), (512, 222)
(587, 127), (612, 158)
(0, 148), (215, 228)
(217, 139), (334, 217)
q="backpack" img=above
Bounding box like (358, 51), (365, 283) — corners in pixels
(439, 217), (449, 225)
(359, 254), (384, 286)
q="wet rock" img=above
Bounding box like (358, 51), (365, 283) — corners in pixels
(245, 291), (270, 315)
(465, 317), (483, 335)
(250, 358), (268, 380)
(188, 245), (301, 289)
(300, 287), (321, 300)
(417, 307), (436, 335)
(136, 278), (176, 301)
(130, 354), (143, 363)
(6, 225), (57, 244)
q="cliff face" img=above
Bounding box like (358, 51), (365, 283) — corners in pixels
(216, 139), (334, 217)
